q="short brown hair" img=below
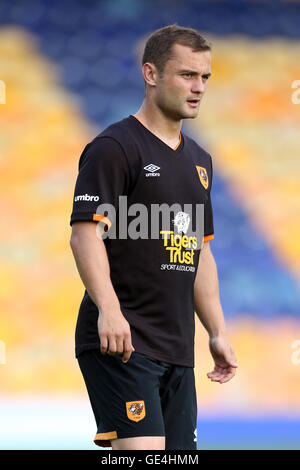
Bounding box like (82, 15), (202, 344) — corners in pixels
(142, 24), (211, 78)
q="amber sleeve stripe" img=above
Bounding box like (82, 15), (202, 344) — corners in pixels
(203, 234), (214, 242)
(92, 214), (112, 232)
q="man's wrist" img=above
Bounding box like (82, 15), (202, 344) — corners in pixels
(98, 297), (120, 316)
(208, 329), (227, 340)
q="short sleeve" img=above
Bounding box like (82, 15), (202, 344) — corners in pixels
(70, 136), (131, 231)
(203, 155), (214, 242)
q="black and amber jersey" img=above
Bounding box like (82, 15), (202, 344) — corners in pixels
(70, 115), (214, 367)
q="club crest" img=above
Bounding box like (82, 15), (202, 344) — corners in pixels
(196, 165), (209, 189)
(126, 400), (146, 422)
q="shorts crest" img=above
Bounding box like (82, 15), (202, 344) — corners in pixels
(126, 400), (146, 422)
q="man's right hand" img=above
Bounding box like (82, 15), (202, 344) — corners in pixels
(97, 308), (135, 363)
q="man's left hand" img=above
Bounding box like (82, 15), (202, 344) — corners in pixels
(207, 335), (238, 384)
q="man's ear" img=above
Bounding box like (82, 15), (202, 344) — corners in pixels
(142, 62), (159, 87)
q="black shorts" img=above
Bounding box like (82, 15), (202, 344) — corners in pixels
(77, 349), (197, 450)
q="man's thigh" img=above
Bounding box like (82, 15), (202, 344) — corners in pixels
(77, 350), (168, 448)
(160, 365), (197, 450)
(111, 436), (165, 450)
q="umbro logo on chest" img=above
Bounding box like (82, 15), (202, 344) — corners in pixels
(144, 163), (160, 177)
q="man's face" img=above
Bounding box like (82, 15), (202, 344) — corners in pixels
(153, 43), (211, 120)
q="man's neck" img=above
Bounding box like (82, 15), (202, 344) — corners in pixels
(132, 102), (182, 149)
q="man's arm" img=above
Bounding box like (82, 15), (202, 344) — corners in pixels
(194, 241), (238, 383)
(70, 221), (135, 363)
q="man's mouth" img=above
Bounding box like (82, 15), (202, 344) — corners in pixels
(187, 99), (200, 107)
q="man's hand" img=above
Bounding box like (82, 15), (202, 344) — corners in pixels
(98, 308), (135, 363)
(207, 335), (238, 384)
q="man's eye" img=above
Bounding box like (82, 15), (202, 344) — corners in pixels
(183, 74), (192, 78)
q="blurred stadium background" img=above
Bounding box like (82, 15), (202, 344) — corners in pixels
(0, 0), (300, 450)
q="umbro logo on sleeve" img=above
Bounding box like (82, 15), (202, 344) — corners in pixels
(144, 164), (160, 177)
(74, 194), (100, 202)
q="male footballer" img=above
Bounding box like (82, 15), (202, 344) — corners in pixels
(70, 24), (238, 451)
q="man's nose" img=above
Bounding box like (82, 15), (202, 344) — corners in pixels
(192, 77), (206, 93)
